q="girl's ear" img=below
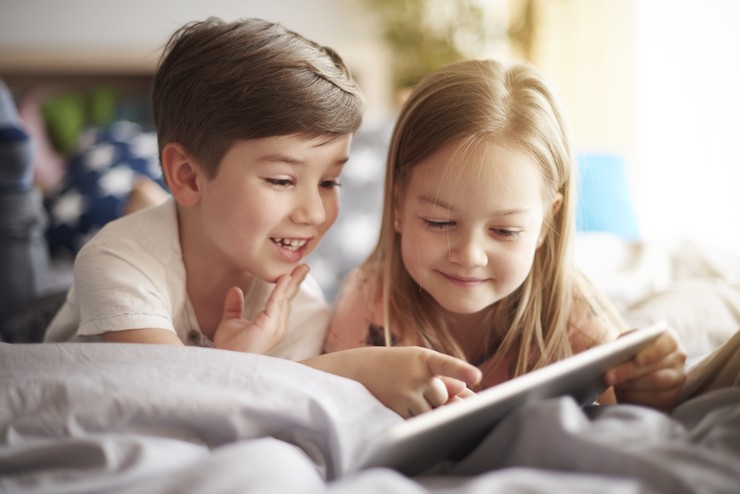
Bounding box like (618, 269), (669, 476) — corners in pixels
(537, 193), (563, 246)
(161, 142), (202, 208)
(393, 185), (402, 233)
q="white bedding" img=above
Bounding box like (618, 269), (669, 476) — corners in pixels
(575, 233), (740, 365)
(2, 342), (740, 494)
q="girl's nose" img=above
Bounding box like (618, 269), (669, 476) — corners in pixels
(291, 188), (326, 225)
(447, 231), (488, 268)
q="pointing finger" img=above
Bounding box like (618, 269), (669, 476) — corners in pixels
(426, 351), (482, 388)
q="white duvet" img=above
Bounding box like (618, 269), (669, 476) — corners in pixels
(575, 234), (740, 365)
(2, 342), (740, 494)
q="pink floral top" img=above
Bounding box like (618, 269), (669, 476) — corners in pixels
(326, 268), (622, 393)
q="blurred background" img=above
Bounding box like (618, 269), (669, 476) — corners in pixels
(1, 0), (739, 298)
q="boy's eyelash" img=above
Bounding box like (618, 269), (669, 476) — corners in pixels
(265, 178), (341, 189)
(321, 180), (342, 189)
(265, 178), (293, 187)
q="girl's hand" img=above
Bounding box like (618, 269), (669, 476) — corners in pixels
(304, 346), (482, 418)
(213, 264), (310, 354)
(606, 328), (687, 411)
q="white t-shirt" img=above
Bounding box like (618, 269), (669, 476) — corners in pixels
(44, 199), (329, 361)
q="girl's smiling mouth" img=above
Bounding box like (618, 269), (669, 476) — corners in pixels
(439, 271), (489, 287)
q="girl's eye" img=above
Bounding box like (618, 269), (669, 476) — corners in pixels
(265, 178), (293, 188)
(320, 179), (342, 189)
(491, 229), (521, 239)
(423, 219), (454, 231)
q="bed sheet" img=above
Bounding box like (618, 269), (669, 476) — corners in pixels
(2, 342), (740, 494)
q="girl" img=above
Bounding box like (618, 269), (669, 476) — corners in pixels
(326, 59), (686, 410)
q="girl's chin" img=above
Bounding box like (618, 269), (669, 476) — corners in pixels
(435, 296), (499, 316)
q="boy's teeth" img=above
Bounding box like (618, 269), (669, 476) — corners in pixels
(272, 238), (307, 251)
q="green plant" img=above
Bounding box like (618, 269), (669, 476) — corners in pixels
(364, 0), (497, 89)
(364, 0), (536, 90)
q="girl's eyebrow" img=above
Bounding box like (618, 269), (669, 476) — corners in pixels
(418, 194), (531, 216)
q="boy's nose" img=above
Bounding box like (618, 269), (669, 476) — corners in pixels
(447, 231), (488, 268)
(292, 188), (326, 225)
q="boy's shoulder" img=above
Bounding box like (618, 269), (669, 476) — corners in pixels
(79, 199), (179, 258)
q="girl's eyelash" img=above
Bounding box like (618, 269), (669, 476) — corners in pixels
(422, 219), (521, 238)
(493, 229), (521, 239)
(423, 219), (453, 231)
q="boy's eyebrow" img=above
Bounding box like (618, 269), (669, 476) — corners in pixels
(256, 153), (349, 166)
(418, 194), (530, 216)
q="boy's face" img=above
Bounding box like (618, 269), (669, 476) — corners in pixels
(197, 133), (351, 283)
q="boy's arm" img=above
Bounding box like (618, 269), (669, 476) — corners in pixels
(101, 328), (183, 345)
(301, 346), (482, 418)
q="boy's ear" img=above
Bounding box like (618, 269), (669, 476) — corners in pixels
(161, 142), (202, 207)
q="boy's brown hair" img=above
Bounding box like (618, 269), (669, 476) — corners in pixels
(152, 17), (365, 178)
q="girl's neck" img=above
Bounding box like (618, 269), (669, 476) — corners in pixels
(445, 309), (501, 364)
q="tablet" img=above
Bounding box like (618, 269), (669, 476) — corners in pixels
(356, 322), (667, 476)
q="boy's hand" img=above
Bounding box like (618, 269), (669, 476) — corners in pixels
(213, 264), (310, 354)
(606, 328), (687, 411)
(304, 346), (482, 418)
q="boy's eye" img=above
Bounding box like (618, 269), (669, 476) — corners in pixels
(266, 178), (293, 188)
(320, 179), (342, 189)
(423, 219), (454, 231)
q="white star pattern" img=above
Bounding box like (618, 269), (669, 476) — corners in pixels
(51, 190), (87, 228)
(98, 166), (134, 198)
(109, 121), (139, 141)
(130, 133), (158, 157)
(84, 144), (116, 171)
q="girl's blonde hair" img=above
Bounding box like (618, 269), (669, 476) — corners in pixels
(364, 59), (620, 376)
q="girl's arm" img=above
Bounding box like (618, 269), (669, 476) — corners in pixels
(606, 329), (687, 411)
(569, 279), (687, 411)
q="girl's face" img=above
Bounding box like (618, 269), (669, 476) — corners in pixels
(195, 134), (351, 283)
(395, 138), (555, 317)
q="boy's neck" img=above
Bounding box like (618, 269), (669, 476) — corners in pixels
(177, 204), (257, 338)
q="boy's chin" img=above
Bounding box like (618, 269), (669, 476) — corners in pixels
(260, 265), (300, 284)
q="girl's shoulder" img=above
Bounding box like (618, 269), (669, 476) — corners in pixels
(325, 267), (385, 351)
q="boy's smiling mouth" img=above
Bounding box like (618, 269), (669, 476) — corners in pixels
(271, 237), (308, 251)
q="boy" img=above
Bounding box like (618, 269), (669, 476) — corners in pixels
(44, 17), (481, 417)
